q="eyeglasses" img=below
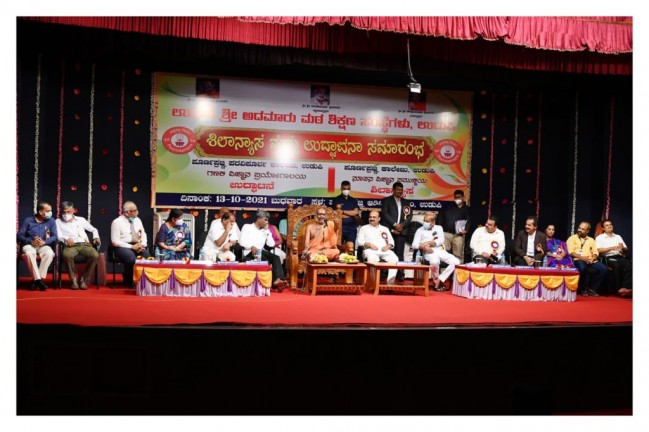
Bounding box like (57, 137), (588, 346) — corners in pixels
(126, 209), (139, 214)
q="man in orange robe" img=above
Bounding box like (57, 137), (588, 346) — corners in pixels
(305, 207), (340, 261)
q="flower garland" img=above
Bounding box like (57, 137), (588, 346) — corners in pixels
(33, 54), (42, 212)
(118, 68), (126, 213)
(535, 92), (543, 217)
(511, 91), (519, 239)
(87, 64), (96, 222)
(56, 60), (65, 215)
(488, 92), (496, 216)
(570, 92), (579, 234)
(605, 94), (615, 219)
(204, 209), (209, 232)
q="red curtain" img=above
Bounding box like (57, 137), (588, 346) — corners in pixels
(20, 16), (632, 74)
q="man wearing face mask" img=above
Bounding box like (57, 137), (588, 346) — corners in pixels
(437, 190), (471, 263)
(304, 206), (341, 261)
(111, 200), (149, 286)
(412, 212), (460, 291)
(55, 201), (101, 289)
(331, 180), (360, 255)
(17, 201), (59, 291)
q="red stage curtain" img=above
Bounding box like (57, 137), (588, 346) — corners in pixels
(20, 16), (632, 74)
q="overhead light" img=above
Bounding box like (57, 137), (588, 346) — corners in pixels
(406, 39), (421, 93)
(408, 82), (421, 93)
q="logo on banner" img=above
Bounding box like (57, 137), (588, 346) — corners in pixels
(162, 127), (197, 154)
(433, 139), (462, 164)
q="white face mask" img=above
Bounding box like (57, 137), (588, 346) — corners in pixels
(423, 222), (432, 230)
(342, 190), (350, 196)
(43, 211), (52, 220)
(175, 219), (184, 226)
(454, 198), (463, 205)
(62, 213), (73, 222)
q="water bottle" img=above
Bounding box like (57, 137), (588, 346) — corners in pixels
(199, 247), (205, 262)
(255, 248), (262, 261)
(542, 254), (548, 267)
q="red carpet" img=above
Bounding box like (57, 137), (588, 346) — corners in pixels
(16, 277), (632, 327)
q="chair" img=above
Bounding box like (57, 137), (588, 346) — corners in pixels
(194, 231), (210, 260)
(286, 203), (344, 289)
(107, 243), (127, 288)
(57, 230), (101, 289)
(17, 243), (58, 288)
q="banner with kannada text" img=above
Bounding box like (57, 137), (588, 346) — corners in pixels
(152, 73), (472, 210)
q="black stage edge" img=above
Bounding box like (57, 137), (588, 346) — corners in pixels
(17, 323), (632, 415)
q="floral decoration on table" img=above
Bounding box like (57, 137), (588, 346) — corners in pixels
(338, 253), (359, 264)
(309, 253), (329, 264)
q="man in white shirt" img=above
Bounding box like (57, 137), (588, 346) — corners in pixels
(56, 201), (101, 289)
(110, 200), (150, 286)
(412, 211), (460, 291)
(357, 210), (398, 284)
(469, 215), (506, 264)
(203, 212), (238, 262)
(239, 210), (287, 291)
(596, 219), (632, 297)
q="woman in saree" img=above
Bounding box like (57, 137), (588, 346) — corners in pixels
(155, 209), (193, 260)
(544, 224), (574, 268)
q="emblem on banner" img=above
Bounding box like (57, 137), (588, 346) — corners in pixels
(433, 139), (462, 164)
(162, 126), (197, 154)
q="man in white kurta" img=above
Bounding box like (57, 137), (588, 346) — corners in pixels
(412, 211), (460, 291)
(357, 210), (398, 284)
(469, 216), (506, 263)
(203, 213), (239, 262)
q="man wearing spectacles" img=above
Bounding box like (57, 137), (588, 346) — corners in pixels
(110, 200), (150, 286)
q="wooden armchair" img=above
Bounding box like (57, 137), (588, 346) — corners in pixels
(286, 203), (344, 289)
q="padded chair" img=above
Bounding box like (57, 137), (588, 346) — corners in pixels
(57, 230), (101, 289)
(285, 203), (344, 289)
(17, 242), (58, 288)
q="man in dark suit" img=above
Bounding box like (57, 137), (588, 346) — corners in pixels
(512, 216), (547, 266)
(380, 181), (413, 281)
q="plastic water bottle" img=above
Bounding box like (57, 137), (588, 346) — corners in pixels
(542, 254), (548, 267)
(199, 247), (205, 262)
(255, 249), (262, 261)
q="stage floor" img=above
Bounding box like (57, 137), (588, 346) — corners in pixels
(16, 277), (632, 328)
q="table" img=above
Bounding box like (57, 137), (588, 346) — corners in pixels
(304, 262), (367, 295)
(364, 262), (431, 296)
(134, 260), (272, 297)
(452, 265), (580, 302)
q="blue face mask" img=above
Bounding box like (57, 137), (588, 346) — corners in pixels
(423, 222), (431, 230)
(128, 217), (135, 223)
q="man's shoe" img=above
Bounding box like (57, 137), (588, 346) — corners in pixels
(586, 289), (600, 297)
(396, 275), (405, 283)
(70, 277), (79, 290)
(36, 279), (48, 291)
(28, 281), (38, 291)
(442, 279), (452, 291)
(79, 277), (88, 290)
(272, 279), (287, 291)
(579, 289), (589, 297)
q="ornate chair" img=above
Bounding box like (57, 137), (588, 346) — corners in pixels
(286, 203), (344, 290)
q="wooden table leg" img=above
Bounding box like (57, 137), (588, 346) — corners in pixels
(310, 267), (318, 296)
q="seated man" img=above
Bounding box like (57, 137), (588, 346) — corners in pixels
(239, 210), (287, 291)
(110, 201), (149, 287)
(412, 211), (460, 291)
(512, 216), (546, 266)
(55, 201), (101, 289)
(357, 210), (398, 284)
(203, 212), (238, 262)
(17, 201), (58, 291)
(567, 221), (607, 297)
(304, 206), (341, 261)
(596, 219), (632, 297)
(469, 215), (506, 264)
